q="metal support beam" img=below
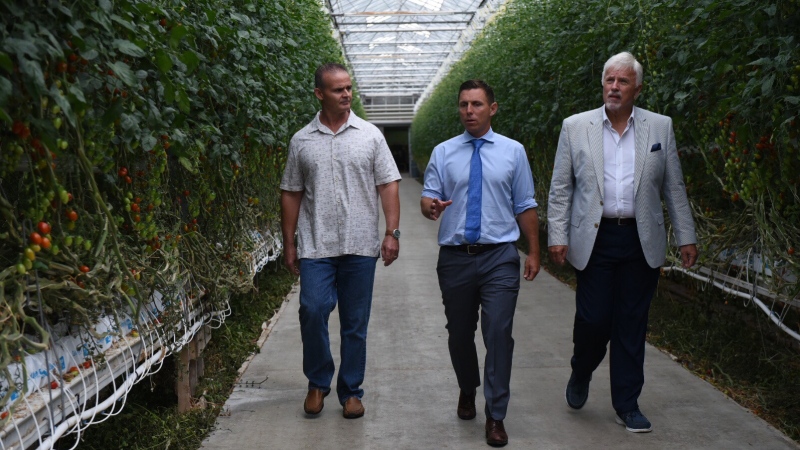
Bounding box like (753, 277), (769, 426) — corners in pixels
(348, 51), (451, 56)
(344, 40), (458, 46)
(350, 61), (441, 65)
(331, 11), (474, 16)
(341, 27), (466, 34)
(338, 20), (470, 25)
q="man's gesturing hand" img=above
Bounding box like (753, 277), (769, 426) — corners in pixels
(428, 198), (452, 220)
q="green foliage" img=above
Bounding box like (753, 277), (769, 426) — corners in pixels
(0, 0), (355, 418)
(412, 0), (800, 297)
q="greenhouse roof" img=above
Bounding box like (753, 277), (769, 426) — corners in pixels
(322, 0), (508, 124)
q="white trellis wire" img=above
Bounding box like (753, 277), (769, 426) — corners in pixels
(664, 257), (800, 342)
(0, 227), (282, 450)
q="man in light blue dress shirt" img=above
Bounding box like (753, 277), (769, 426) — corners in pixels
(421, 79), (540, 447)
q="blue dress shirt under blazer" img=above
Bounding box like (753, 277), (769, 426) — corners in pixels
(422, 128), (538, 246)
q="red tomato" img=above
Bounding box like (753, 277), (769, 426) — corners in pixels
(37, 221), (51, 235)
(79, 265), (90, 273)
(29, 232), (43, 245)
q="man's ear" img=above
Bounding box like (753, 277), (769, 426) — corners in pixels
(314, 87), (323, 101)
(489, 102), (498, 117)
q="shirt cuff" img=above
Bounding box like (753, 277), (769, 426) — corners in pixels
(513, 198), (538, 215)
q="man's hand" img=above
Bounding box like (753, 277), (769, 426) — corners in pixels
(421, 197), (452, 220)
(284, 245), (300, 275)
(524, 253), (540, 281)
(381, 235), (399, 266)
(680, 244), (698, 268)
(549, 245), (568, 266)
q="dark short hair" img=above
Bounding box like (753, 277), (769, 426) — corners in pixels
(458, 79), (495, 105)
(315, 63), (349, 89)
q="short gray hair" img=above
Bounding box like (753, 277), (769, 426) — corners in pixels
(601, 52), (643, 87)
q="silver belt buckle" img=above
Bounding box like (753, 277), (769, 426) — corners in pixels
(467, 244), (478, 255)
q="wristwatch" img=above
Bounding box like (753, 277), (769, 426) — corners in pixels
(385, 229), (401, 239)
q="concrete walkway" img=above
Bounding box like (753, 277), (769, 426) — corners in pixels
(201, 175), (798, 450)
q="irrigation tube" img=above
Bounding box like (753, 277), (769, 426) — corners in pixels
(663, 266), (800, 342)
(35, 312), (218, 450)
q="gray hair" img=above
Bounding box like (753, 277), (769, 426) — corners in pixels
(601, 52), (643, 87)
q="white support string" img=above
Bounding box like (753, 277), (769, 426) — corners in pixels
(663, 266), (800, 342)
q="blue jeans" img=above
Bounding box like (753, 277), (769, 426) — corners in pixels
(299, 255), (378, 404)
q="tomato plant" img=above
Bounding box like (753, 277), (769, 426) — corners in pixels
(0, 0), (358, 424)
(412, 0), (800, 300)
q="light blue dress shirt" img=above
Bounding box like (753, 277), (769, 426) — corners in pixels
(422, 128), (538, 246)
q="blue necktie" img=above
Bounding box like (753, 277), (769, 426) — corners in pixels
(465, 138), (485, 244)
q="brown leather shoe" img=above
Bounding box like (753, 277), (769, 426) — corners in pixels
(342, 396), (365, 419)
(303, 388), (329, 415)
(485, 418), (508, 447)
(457, 390), (476, 420)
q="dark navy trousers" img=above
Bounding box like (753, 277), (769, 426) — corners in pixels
(572, 222), (660, 414)
(437, 243), (520, 421)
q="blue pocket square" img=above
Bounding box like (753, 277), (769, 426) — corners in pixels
(650, 143), (662, 152)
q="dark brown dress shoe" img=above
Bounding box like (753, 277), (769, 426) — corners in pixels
(457, 390), (477, 420)
(304, 388), (329, 415)
(343, 396), (365, 419)
(485, 418), (508, 447)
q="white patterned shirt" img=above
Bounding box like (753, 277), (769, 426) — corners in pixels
(280, 111), (401, 259)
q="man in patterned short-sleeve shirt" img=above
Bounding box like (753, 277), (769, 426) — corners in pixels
(280, 63), (401, 420)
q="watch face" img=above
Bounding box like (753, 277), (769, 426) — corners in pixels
(392, 229), (401, 239)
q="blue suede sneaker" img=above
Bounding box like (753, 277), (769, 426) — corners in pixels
(564, 372), (591, 409)
(615, 409), (653, 433)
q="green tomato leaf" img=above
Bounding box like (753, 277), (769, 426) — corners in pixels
(179, 50), (200, 73)
(109, 61), (137, 87)
(141, 135), (157, 151)
(0, 52), (12, 73)
(176, 88), (190, 113)
(169, 25), (189, 49)
(114, 39), (146, 58)
(50, 85), (76, 127)
(0, 76), (11, 105)
(19, 59), (45, 96)
(82, 49), (100, 60)
(155, 49), (173, 73)
(67, 84), (86, 104)
(178, 156), (197, 173)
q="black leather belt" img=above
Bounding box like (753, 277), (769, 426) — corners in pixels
(447, 243), (507, 255)
(600, 217), (636, 226)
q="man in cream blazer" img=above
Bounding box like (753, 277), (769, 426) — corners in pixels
(548, 52), (698, 433)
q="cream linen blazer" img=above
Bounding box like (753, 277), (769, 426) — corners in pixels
(547, 106), (697, 270)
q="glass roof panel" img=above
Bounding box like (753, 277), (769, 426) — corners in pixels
(322, 0), (509, 124)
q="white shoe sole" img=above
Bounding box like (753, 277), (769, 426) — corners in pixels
(615, 415), (653, 433)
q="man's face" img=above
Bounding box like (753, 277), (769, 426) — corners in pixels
(603, 66), (642, 114)
(458, 88), (497, 137)
(315, 70), (352, 114)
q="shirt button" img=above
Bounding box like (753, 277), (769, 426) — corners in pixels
(594, 223), (599, 228)
(600, 201), (604, 206)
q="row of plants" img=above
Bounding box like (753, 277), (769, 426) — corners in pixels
(0, 0), (356, 430)
(412, 0), (800, 298)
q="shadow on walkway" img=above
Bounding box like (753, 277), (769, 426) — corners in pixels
(201, 175), (798, 450)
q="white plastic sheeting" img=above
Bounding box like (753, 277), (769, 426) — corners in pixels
(0, 228), (283, 450)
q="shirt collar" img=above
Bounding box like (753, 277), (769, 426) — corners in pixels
(309, 110), (362, 134)
(462, 127), (495, 144)
(602, 107), (635, 127)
